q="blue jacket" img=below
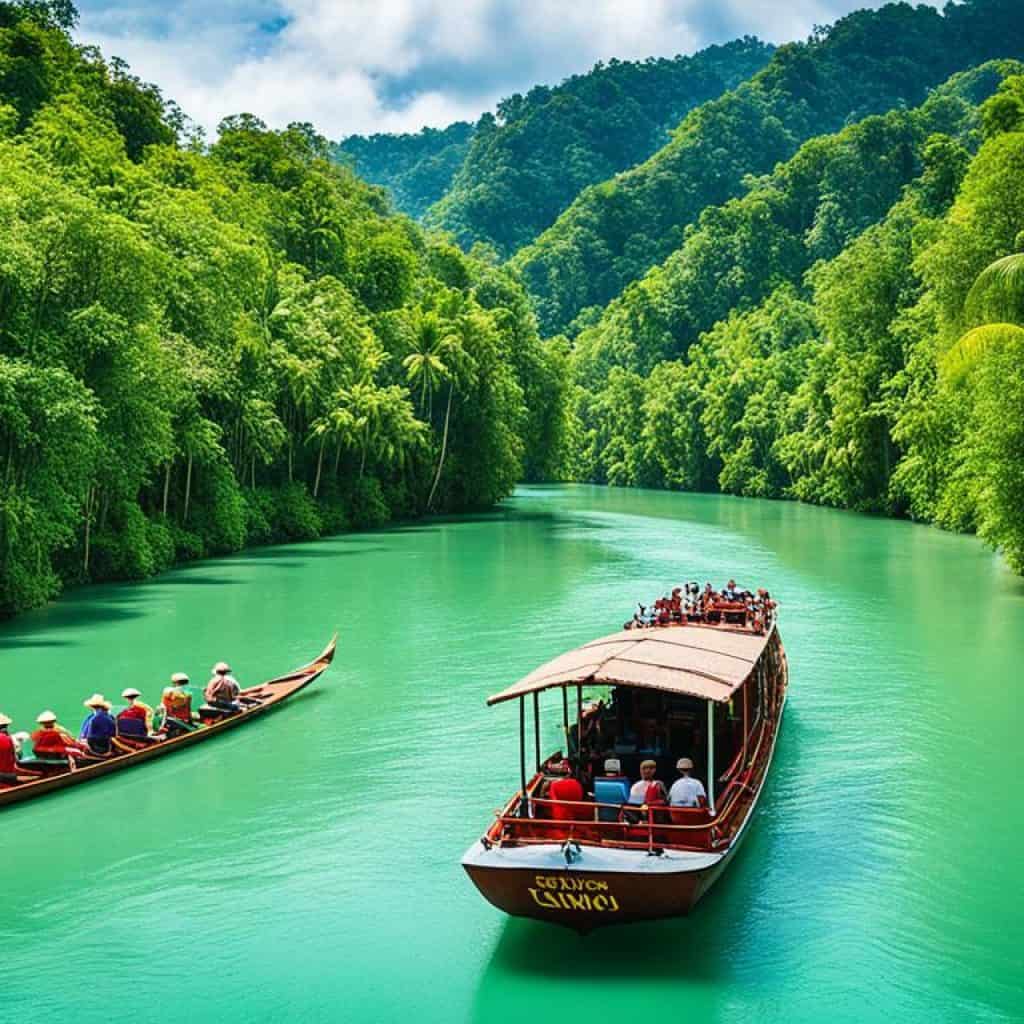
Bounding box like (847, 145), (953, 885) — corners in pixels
(80, 709), (117, 741)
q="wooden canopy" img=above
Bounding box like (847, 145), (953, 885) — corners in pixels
(487, 625), (773, 706)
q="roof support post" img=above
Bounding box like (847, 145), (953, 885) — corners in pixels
(576, 683), (583, 772)
(519, 696), (529, 817)
(707, 699), (716, 816)
(532, 691), (541, 772)
(562, 686), (569, 746)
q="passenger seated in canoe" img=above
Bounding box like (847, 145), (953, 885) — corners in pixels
(628, 760), (668, 806)
(160, 673), (197, 735)
(204, 662), (241, 712)
(668, 757), (707, 808)
(117, 688), (153, 736)
(0, 713), (18, 784)
(80, 694), (117, 755)
(31, 711), (87, 761)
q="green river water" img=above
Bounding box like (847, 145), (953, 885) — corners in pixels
(0, 485), (1021, 1023)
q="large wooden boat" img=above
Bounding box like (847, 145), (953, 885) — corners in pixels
(462, 600), (787, 931)
(0, 636), (336, 810)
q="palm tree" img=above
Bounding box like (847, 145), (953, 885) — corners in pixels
(943, 248), (1024, 379)
(402, 310), (454, 420)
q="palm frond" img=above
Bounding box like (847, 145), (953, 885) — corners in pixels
(941, 323), (1024, 383)
(965, 252), (1024, 325)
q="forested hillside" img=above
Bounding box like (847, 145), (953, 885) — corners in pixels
(423, 38), (772, 256)
(565, 66), (1024, 572)
(512, 0), (1024, 335)
(0, 1), (568, 616)
(334, 121), (473, 220)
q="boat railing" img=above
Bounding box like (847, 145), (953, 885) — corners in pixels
(491, 705), (777, 854)
(493, 796), (728, 853)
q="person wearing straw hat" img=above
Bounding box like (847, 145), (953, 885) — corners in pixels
(118, 687), (154, 734)
(0, 713), (18, 782)
(204, 661), (241, 712)
(669, 757), (707, 808)
(31, 711), (86, 760)
(160, 672), (197, 735)
(79, 694), (117, 755)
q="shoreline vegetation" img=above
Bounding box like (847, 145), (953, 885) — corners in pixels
(3, 0), (1024, 623)
(0, 1), (570, 618)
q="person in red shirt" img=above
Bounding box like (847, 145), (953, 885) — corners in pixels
(548, 774), (585, 822)
(0, 713), (17, 781)
(31, 711), (86, 760)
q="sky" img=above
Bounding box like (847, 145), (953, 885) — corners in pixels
(74, 0), (943, 140)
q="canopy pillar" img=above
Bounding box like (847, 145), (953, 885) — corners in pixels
(707, 698), (716, 815)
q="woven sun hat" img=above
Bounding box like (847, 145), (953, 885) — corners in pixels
(37, 710), (57, 724)
(170, 672), (189, 684)
(121, 687), (141, 699)
(640, 759), (657, 770)
(677, 757), (694, 772)
(0, 713), (11, 727)
(213, 661), (231, 674)
(604, 757), (622, 774)
(84, 693), (110, 709)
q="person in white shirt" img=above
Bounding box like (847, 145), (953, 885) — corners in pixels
(668, 757), (707, 807)
(628, 759), (667, 805)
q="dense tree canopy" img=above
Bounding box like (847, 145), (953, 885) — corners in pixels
(423, 39), (772, 257)
(564, 65), (1024, 574)
(334, 121), (474, 221)
(0, 2), (568, 615)
(511, 0), (1024, 335)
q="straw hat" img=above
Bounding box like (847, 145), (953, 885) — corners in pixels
(213, 662), (231, 674)
(84, 693), (111, 709)
(37, 710), (57, 724)
(676, 757), (694, 772)
(0, 713), (11, 727)
(603, 757), (622, 774)
(170, 672), (189, 684)
(121, 687), (141, 699)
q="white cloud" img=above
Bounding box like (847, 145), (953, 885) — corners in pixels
(73, 0), (942, 140)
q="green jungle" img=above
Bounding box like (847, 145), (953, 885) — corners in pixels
(4, 0), (1024, 618)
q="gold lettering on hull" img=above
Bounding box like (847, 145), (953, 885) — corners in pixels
(528, 875), (621, 913)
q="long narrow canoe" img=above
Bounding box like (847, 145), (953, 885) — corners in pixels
(0, 635), (336, 810)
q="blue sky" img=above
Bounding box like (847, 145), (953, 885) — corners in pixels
(75, 0), (943, 139)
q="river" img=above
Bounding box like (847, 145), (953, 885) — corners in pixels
(0, 485), (1020, 1022)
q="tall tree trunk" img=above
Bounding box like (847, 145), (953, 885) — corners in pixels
(183, 452), (193, 523)
(313, 435), (326, 498)
(359, 422), (369, 479)
(333, 437), (342, 476)
(287, 440), (294, 483)
(82, 486), (94, 575)
(162, 461), (171, 518)
(427, 384), (454, 511)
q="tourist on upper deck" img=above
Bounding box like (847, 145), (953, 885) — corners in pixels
(628, 759), (668, 805)
(205, 662), (241, 711)
(79, 695), (117, 755)
(722, 579), (740, 601)
(669, 757), (707, 807)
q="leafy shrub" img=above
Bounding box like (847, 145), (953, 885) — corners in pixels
(269, 482), (322, 540)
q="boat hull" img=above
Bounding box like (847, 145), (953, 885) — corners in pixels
(463, 837), (736, 931)
(0, 636), (336, 810)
